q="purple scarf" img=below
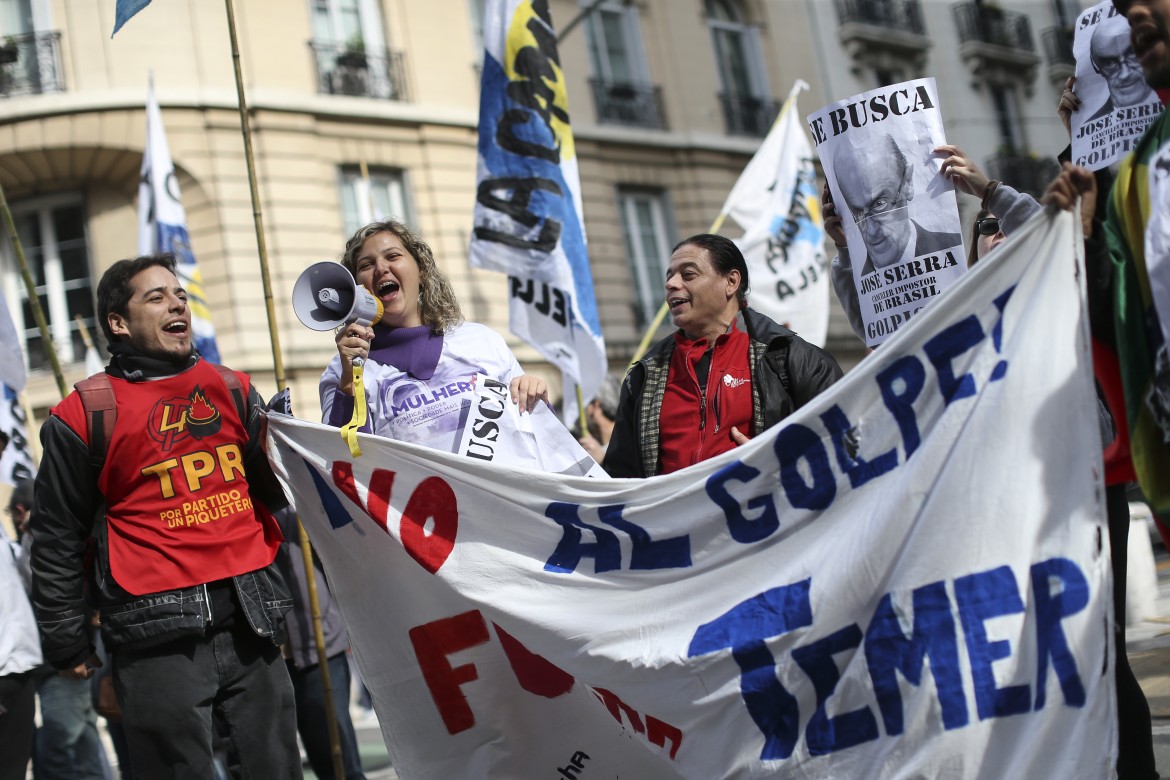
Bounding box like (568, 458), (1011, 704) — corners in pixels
(369, 324), (444, 380)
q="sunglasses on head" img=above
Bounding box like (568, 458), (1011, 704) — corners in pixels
(976, 217), (1002, 236)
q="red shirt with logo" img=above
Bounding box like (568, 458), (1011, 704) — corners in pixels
(52, 361), (281, 596)
(658, 324), (753, 475)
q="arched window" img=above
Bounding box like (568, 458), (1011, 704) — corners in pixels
(705, 0), (773, 135)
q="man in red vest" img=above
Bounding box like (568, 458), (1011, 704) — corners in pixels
(29, 254), (300, 777)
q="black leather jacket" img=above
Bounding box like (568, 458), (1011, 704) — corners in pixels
(30, 359), (291, 669)
(603, 308), (843, 478)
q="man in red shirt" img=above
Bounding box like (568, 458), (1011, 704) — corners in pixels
(29, 254), (301, 777)
(604, 234), (842, 478)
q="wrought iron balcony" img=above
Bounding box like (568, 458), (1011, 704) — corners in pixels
(1042, 26), (1076, 67)
(718, 93), (779, 137)
(953, 2), (1035, 51)
(986, 150), (1061, 198)
(835, 0), (925, 34)
(0, 31), (64, 98)
(309, 41), (408, 101)
(589, 79), (666, 130)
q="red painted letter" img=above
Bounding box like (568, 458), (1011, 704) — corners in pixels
(494, 624), (575, 698)
(408, 611), (490, 734)
(401, 476), (458, 573)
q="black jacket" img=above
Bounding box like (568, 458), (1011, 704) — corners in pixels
(603, 308), (843, 478)
(30, 359), (291, 669)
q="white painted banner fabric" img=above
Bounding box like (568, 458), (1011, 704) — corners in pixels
(0, 385), (33, 485)
(725, 81), (829, 347)
(268, 210), (1114, 778)
(1070, 1), (1163, 171)
(470, 0), (606, 420)
(808, 78), (965, 348)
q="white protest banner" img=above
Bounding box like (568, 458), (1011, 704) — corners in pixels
(138, 76), (222, 363)
(807, 78), (965, 348)
(470, 0), (606, 421)
(268, 207), (1114, 779)
(0, 385), (34, 485)
(0, 293), (25, 392)
(1071, 1), (1163, 171)
(725, 80), (829, 347)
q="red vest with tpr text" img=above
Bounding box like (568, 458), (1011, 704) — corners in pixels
(53, 361), (281, 596)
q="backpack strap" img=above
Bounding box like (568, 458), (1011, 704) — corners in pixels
(75, 373), (117, 469)
(211, 364), (247, 423)
(75, 365), (247, 469)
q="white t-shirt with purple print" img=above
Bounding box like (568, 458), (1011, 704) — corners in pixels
(320, 322), (523, 453)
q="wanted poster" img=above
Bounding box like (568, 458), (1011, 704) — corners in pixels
(807, 78), (965, 347)
(1071, 0), (1162, 171)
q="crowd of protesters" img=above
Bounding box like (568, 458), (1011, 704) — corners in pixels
(1, 1), (1168, 777)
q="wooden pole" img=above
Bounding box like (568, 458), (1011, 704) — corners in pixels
(221, 2), (345, 777)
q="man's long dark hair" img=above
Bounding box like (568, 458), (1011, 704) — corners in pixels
(96, 253), (179, 343)
(671, 233), (750, 309)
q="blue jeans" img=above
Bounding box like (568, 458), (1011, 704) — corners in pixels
(289, 654), (366, 780)
(34, 674), (109, 780)
(112, 621), (300, 779)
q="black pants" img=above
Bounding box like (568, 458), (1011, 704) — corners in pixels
(289, 653), (366, 780)
(1109, 483), (1159, 780)
(113, 622), (301, 779)
(0, 671), (35, 780)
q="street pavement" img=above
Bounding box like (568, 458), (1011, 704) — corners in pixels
(1128, 549), (1170, 776)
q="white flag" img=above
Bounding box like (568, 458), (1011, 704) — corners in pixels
(0, 385), (34, 485)
(0, 294), (25, 392)
(469, 0), (605, 421)
(139, 75), (222, 363)
(724, 80), (829, 346)
(269, 208), (1115, 779)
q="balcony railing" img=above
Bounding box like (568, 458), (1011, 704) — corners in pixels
(589, 79), (666, 130)
(986, 151), (1061, 198)
(835, 0), (925, 35)
(0, 31), (64, 98)
(953, 2), (1035, 51)
(719, 93), (780, 137)
(309, 41), (408, 101)
(1042, 26), (1076, 67)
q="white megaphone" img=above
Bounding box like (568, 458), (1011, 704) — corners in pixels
(292, 261), (383, 331)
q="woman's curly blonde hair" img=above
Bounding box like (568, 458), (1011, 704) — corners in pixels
(341, 218), (464, 334)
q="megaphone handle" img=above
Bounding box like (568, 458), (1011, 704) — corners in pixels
(340, 360), (368, 457)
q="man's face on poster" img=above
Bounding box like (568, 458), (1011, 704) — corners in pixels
(837, 146), (914, 271)
(1092, 19), (1150, 107)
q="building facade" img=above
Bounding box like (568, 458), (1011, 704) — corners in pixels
(0, 0), (1087, 439)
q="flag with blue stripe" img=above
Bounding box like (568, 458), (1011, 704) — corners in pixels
(470, 0), (605, 420)
(138, 77), (221, 364)
(112, 0), (151, 36)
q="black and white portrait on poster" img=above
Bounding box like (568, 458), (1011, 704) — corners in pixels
(807, 78), (965, 347)
(1071, 0), (1163, 171)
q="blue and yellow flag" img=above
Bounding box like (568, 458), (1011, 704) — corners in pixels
(469, 0), (605, 419)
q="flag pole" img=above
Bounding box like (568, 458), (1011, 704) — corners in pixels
(221, 2), (344, 777)
(0, 181), (68, 399)
(627, 83), (804, 365)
